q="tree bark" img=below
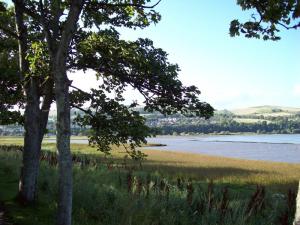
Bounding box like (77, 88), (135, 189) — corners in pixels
(14, 0), (53, 203)
(54, 64), (72, 225)
(53, 2), (84, 224)
(18, 84), (52, 203)
(18, 79), (41, 203)
(14, 0), (41, 203)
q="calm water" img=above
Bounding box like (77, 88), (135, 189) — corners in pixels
(145, 134), (300, 163)
(45, 134), (300, 163)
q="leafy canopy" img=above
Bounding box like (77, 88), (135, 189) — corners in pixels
(230, 0), (300, 40)
(0, 0), (214, 157)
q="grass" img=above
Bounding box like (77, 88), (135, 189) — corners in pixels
(0, 137), (299, 224)
(1, 136), (300, 190)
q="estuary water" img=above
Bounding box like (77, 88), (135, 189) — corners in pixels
(46, 134), (300, 163)
(145, 134), (300, 163)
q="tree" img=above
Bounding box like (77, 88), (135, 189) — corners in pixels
(1, 1), (214, 224)
(0, 1), (54, 203)
(230, 0), (300, 40)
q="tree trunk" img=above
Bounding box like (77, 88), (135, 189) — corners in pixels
(14, 0), (54, 203)
(14, 0), (40, 203)
(50, 1), (83, 224)
(54, 63), (72, 225)
(18, 83), (53, 203)
(18, 79), (41, 203)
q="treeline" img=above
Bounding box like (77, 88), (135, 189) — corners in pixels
(155, 120), (300, 135)
(2, 109), (300, 136)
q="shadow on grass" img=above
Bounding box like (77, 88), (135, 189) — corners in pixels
(139, 161), (298, 192)
(143, 159), (266, 177)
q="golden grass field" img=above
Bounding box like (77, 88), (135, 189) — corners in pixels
(231, 105), (300, 116)
(1, 136), (300, 191)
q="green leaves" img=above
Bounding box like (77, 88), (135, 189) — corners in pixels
(82, 0), (161, 29)
(0, 110), (24, 125)
(0, 2), (6, 12)
(75, 30), (214, 118)
(230, 0), (300, 40)
(26, 41), (50, 77)
(69, 28), (214, 157)
(0, 25), (24, 126)
(71, 87), (150, 156)
(0, 0), (213, 158)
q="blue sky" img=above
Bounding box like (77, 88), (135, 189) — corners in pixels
(73, 1), (300, 109)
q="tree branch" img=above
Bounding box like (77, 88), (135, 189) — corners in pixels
(92, 0), (161, 9)
(0, 25), (19, 39)
(38, 0), (55, 53)
(12, 0), (42, 23)
(13, 0), (29, 81)
(70, 84), (95, 102)
(50, 0), (64, 41)
(278, 21), (300, 30)
(56, 0), (85, 64)
(70, 103), (95, 118)
(39, 79), (54, 140)
(70, 85), (90, 95)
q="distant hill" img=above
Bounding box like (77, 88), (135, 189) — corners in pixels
(230, 105), (300, 117)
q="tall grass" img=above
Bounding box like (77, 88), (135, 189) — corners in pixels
(0, 145), (298, 225)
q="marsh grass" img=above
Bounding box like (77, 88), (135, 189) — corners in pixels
(1, 136), (300, 189)
(0, 138), (299, 224)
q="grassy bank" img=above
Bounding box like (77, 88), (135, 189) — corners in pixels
(0, 137), (299, 224)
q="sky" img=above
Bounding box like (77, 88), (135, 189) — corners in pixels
(70, 1), (300, 110)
